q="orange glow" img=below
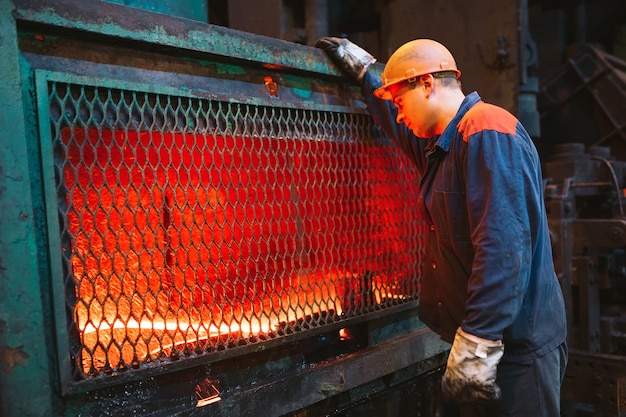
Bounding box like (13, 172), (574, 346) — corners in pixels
(62, 127), (421, 375)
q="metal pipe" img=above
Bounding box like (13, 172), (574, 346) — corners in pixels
(305, 0), (328, 46)
(575, 2), (587, 45)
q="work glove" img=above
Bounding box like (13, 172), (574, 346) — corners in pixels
(315, 37), (376, 83)
(441, 328), (504, 404)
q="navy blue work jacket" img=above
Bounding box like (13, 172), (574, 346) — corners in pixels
(361, 72), (566, 361)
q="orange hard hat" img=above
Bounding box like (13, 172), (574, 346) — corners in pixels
(374, 39), (461, 100)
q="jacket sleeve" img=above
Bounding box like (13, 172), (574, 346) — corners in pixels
(360, 71), (426, 173)
(460, 116), (542, 341)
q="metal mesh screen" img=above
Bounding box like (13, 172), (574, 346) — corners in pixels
(45, 80), (424, 380)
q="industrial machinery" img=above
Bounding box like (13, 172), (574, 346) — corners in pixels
(541, 46), (626, 416)
(0, 1), (449, 416)
(6, 1), (626, 416)
(544, 143), (626, 416)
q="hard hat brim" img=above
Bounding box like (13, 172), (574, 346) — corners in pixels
(373, 85), (393, 101)
(373, 69), (461, 101)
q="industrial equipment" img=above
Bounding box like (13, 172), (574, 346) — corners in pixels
(541, 46), (626, 416)
(8, 1), (626, 416)
(0, 1), (449, 416)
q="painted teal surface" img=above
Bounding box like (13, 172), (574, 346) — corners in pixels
(105, 0), (208, 22)
(215, 62), (248, 76)
(0, 1), (57, 416)
(12, 0), (343, 78)
(282, 74), (313, 99)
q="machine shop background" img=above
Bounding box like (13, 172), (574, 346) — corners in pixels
(2, 0), (626, 416)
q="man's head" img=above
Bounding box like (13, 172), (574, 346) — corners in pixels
(375, 39), (464, 138)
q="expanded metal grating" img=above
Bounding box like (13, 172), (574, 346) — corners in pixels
(42, 77), (424, 381)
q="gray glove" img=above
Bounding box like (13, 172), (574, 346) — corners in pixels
(315, 37), (376, 83)
(441, 328), (504, 404)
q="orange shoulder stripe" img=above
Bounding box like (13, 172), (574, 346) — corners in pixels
(456, 102), (518, 142)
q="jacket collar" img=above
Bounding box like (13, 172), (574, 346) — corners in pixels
(428, 91), (482, 154)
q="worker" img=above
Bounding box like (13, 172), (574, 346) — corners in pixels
(316, 37), (568, 416)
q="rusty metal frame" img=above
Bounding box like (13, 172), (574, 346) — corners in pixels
(35, 69), (73, 392)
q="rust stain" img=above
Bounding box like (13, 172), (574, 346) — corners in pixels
(264, 76), (279, 97)
(0, 346), (29, 373)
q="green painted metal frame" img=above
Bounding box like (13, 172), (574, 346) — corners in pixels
(12, 0), (344, 79)
(34, 69), (73, 395)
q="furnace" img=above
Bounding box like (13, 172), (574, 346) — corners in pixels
(47, 79), (421, 378)
(0, 1), (449, 416)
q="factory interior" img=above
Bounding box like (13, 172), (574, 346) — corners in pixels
(3, 0), (626, 416)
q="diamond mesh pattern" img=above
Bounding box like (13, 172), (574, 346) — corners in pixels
(46, 81), (424, 379)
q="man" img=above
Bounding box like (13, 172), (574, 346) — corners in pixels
(316, 37), (568, 416)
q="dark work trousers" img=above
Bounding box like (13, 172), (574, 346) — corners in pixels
(441, 342), (568, 417)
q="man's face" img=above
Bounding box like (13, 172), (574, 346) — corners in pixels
(389, 80), (432, 138)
